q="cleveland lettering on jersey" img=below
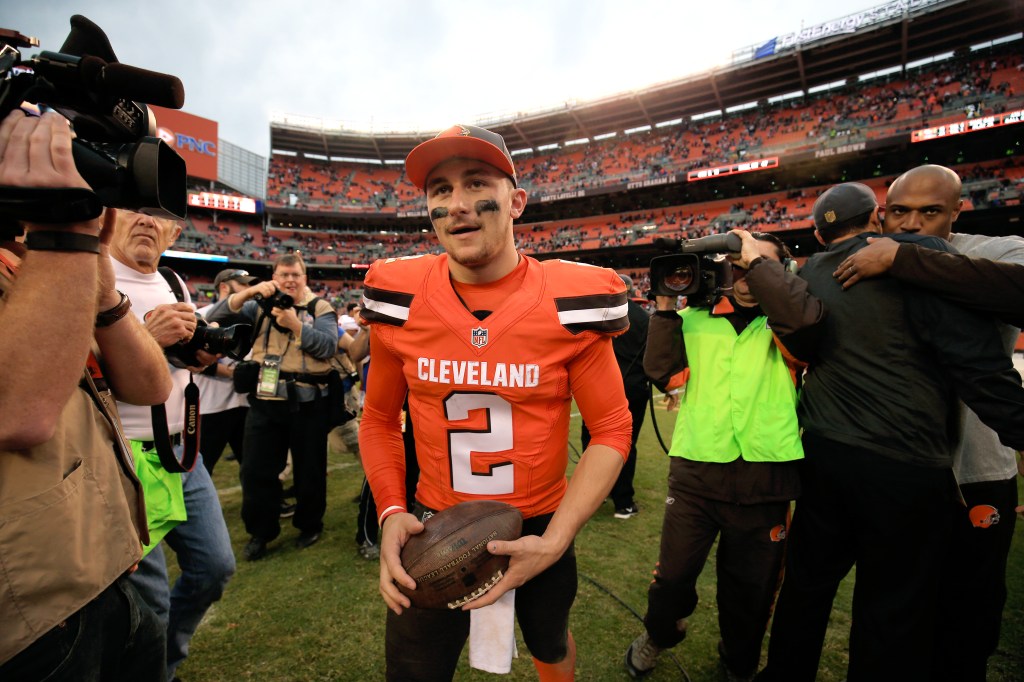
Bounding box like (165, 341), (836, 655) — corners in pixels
(417, 358), (540, 387)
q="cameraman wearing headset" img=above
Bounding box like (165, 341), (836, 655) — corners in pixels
(227, 253), (339, 560)
(625, 230), (824, 681)
(0, 111), (170, 680)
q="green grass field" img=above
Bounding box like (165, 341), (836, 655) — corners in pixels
(173, 401), (1024, 681)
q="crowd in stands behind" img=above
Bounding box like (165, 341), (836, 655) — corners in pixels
(179, 156), (1024, 303)
(265, 47), (1021, 214)
(182, 45), (1024, 304)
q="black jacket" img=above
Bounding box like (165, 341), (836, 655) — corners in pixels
(796, 233), (1024, 464)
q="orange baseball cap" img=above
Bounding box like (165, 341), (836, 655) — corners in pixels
(405, 124), (517, 190)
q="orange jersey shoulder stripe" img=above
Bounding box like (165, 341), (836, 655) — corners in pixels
(360, 254), (631, 518)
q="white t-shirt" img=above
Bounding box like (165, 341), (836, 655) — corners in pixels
(112, 258), (193, 439)
(949, 232), (1024, 484)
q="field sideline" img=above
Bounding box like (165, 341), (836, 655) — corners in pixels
(172, 396), (1024, 681)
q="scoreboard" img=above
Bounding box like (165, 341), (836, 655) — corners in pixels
(911, 109), (1024, 143)
(187, 191), (261, 214)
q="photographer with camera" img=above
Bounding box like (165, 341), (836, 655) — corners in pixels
(625, 230), (824, 681)
(226, 253), (340, 560)
(0, 111), (171, 680)
(110, 208), (236, 682)
(195, 268), (259, 476)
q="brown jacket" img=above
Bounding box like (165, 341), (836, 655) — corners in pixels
(0, 259), (147, 664)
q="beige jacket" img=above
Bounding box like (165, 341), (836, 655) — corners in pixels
(0, 261), (147, 664)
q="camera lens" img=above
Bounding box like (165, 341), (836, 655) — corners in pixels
(663, 265), (696, 292)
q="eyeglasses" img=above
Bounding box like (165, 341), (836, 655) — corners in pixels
(224, 269), (250, 280)
(274, 271), (305, 280)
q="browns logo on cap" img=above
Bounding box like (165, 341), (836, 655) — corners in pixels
(811, 182), (879, 232)
(405, 124), (517, 190)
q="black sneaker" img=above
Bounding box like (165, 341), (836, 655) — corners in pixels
(244, 538), (268, 561)
(615, 504), (639, 519)
(280, 502), (296, 518)
(294, 531), (321, 549)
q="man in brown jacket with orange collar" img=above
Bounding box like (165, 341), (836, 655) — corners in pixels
(0, 110), (172, 680)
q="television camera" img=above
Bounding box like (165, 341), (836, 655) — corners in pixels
(0, 15), (187, 233)
(648, 232), (742, 307)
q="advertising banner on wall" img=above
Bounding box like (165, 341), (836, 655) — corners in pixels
(151, 105), (219, 182)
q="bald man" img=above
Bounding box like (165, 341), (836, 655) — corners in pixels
(756, 180), (1024, 682)
(833, 165), (1023, 326)
(836, 165), (1024, 681)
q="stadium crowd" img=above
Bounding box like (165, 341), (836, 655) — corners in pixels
(265, 47), (1022, 214)
(178, 156), (1024, 304)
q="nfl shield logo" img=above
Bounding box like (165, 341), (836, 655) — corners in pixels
(471, 327), (488, 348)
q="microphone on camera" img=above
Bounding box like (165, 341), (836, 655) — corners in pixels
(652, 237), (683, 251)
(78, 56), (185, 109)
(680, 233), (742, 253)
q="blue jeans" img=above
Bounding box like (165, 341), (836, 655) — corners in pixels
(129, 453), (236, 681)
(0, 577), (165, 682)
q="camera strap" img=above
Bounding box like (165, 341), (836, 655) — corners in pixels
(151, 267), (199, 472)
(158, 266), (186, 303)
(0, 186), (103, 223)
(150, 375), (200, 473)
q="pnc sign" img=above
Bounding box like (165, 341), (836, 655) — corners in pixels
(150, 105), (219, 181)
(158, 127), (217, 157)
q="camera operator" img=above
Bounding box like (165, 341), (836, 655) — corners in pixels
(625, 230), (824, 680)
(227, 253), (339, 560)
(0, 110), (170, 680)
(109, 209), (236, 682)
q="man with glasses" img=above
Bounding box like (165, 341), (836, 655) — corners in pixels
(227, 254), (339, 560)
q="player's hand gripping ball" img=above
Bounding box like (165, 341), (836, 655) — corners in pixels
(398, 500), (523, 609)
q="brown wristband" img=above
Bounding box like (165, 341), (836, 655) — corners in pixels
(96, 291), (132, 328)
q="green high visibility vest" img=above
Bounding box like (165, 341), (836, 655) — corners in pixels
(669, 306), (803, 463)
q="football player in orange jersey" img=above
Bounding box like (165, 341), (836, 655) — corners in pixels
(359, 124), (633, 682)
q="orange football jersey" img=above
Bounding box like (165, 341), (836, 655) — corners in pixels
(360, 253), (632, 521)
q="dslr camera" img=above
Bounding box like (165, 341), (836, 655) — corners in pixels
(0, 15), (187, 231)
(165, 316), (253, 369)
(254, 290), (295, 313)
(253, 290), (297, 333)
(648, 232), (741, 307)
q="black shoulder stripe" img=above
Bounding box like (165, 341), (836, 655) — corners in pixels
(361, 286), (414, 327)
(555, 292), (629, 335)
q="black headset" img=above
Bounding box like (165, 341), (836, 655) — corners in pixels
(750, 231), (797, 273)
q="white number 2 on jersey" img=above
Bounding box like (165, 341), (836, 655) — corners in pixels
(445, 393), (514, 495)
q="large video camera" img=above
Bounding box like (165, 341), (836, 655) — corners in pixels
(0, 16), (187, 231)
(648, 233), (741, 307)
(165, 316), (253, 369)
